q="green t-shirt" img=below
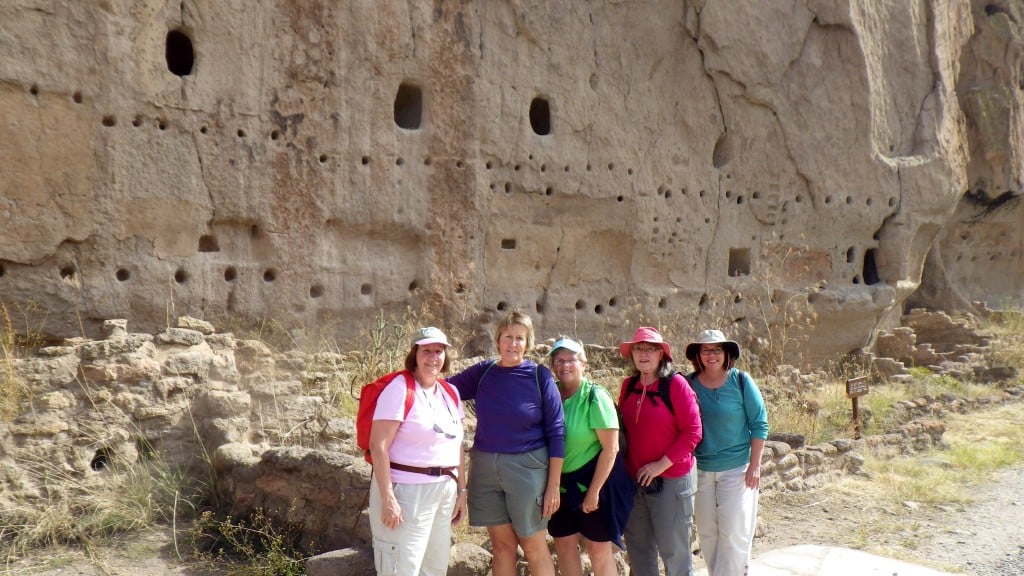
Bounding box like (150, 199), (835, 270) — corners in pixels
(561, 379), (619, 473)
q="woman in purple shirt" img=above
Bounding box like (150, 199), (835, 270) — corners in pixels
(449, 311), (566, 576)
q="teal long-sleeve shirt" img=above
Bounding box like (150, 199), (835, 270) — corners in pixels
(691, 368), (769, 472)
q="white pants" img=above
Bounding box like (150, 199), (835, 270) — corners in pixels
(369, 480), (456, 576)
(694, 464), (758, 576)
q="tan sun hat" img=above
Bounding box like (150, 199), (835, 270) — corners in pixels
(684, 329), (740, 361)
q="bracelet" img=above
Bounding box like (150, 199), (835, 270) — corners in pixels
(458, 488), (468, 494)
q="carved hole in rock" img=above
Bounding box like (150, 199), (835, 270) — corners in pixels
(866, 197), (873, 206)
(263, 269), (277, 282)
(199, 125), (208, 134)
(309, 284), (324, 298)
(540, 163), (547, 172)
(514, 164), (521, 171)
(825, 195), (832, 204)
(166, 29), (194, 76)
(725, 190), (732, 199)
(617, 195), (624, 203)
(728, 248), (750, 277)
(736, 195), (744, 205)
(485, 161), (493, 169)
(501, 239), (516, 250)
(0, 264), (5, 277)
(734, 294), (743, 304)
(360, 283), (372, 295)
(795, 195), (803, 203)
(270, 129), (280, 140)
(575, 299), (585, 310)
(224, 267), (237, 282)
(534, 300), (545, 313)
(396, 157), (405, 166)
(408, 280), (419, 292)
(174, 268), (188, 283)
(705, 218), (711, 224)
(158, 119), (168, 130)
(59, 265), (75, 279)
(586, 163), (592, 171)
(699, 293), (708, 308)
(361, 155), (370, 165)
(658, 297), (667, 309)
(985, 3), (1005, 16)
(497, 301), (508, 311)
(424, 157), (432, 166)
(101, 115), (116, 127)
(198, 235), (220, 252)
(72, 90), (83, 103)
(545, 187), (553, 196)
(845, 195), (853, 204)
(607, 162), (615, 171)
(131, 116), (143, 127)
(250, 225), (260, 238)
(665, 189), (672, 199)
(456, 160), (464, 169)
(863, 249), (880, 285)
(888, 197), (896, 207)
(90, 448), (112, 471)
(394, 82), (423, 130)
(319, 154), (328, 163)
(237, 129), (246, 138)
(116, 268), (130, 282)
(29, 84), (38, 96)
(529, 97), (551, 135)
(852, 275), (861, 284)
(594, 304), (604, 314)
(699, 190), (706, 198)
(564, 165), (570, 172)
(455, 283), (466, 295)
(609, 297), (618, 307)
(846, 247), (856, 263)
(627, 167), (634, 176)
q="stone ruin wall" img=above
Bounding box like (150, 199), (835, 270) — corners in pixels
(10, 316), (1002, 560)
(2, 1), (1023, 363)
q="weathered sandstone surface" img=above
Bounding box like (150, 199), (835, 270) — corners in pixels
(1, 1), (1022, 360)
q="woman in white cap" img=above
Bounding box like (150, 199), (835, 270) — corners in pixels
(685, 329), (769, 576)
(368, 326), (466, 576)
(547, 337), (635, 576)
(617, 327), (703, 576)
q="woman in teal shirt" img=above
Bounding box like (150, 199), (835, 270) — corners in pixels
(547, 338), (634, 576)
(686, 329), (769, 576)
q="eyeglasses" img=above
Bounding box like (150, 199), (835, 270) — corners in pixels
(632, 345), (661, 354)
(700, 347), (724, 356)
(553, 358), (580, 366)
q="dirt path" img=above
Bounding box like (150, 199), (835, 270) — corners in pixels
(753, 463), (1024, 576)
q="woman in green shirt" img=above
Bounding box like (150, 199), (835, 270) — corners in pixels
(547, 338), (635, 576)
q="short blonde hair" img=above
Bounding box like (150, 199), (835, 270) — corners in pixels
(493, 311), (535, 353)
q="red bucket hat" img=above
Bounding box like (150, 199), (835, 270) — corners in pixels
(619, 327), (673, 362)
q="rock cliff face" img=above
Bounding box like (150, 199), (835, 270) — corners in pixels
(0, 1), (1020, 360)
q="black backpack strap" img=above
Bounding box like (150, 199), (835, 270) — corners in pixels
(658, 372), (677, 416)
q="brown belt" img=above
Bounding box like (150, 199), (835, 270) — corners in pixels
(389, 462), (458, 481)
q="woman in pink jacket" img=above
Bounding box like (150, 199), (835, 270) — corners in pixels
(617, 327), (703, 576)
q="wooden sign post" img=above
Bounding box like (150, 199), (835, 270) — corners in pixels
(846, 376), (870, 439)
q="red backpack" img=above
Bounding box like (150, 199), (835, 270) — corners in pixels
(355, 369), (460, 463)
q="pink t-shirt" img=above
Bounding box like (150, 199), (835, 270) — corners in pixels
(373, 373), (465, 484)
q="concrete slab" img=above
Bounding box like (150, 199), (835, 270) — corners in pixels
(695, 545), (956, 576)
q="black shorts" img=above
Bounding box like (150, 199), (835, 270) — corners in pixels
(547, 492), (614, 543)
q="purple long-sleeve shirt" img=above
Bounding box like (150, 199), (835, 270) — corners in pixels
(449, 359), (566, 458)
